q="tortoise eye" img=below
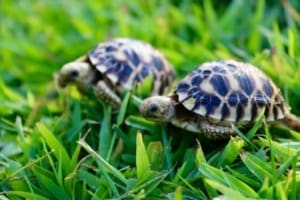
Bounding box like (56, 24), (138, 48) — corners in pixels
(69, 70), (79, 78)
(148, 104), (159, 114)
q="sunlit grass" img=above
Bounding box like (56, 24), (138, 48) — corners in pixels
(1, 0), (300, 199)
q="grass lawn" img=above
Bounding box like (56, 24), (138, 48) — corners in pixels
(1, 0), (300, 199)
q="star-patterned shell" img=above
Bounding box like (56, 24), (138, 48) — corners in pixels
(88, 38), (175, 95)
(175, 60), (287, 123)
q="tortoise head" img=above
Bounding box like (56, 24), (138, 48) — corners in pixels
(57, 58), (94, 88)
(139, 96), (175, 122)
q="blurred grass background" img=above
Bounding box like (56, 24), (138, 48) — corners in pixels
(2, 0), (299, 93)
(1, 0), (300, 199)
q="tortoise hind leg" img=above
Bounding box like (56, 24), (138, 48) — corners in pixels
(93, 81), (121, 109)
(280, 112), (300, 132)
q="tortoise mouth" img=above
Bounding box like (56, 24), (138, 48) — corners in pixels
(57, 75), (70, 88)
(57, 70), (80, 88)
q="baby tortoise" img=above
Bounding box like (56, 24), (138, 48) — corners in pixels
(140, 60), (300, 139)
(57, 38), (175, 109)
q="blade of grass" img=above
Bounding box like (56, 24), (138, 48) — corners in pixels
(195, 141), (206, 165)
(136, 132), (151, 179)
(106, 131), (117, 162)
(147, 141), (163, 170)
(288, 157), (298, 200)
(32, 165), (70, 200)
(41, 139), (62, 187)
(198, 163), (259, 198)
(216, 137), (244, 167)
(129, 171), (169, 197)
(174, 186), (183, 200)
(99, 104), (112, 158)
(66, 100), (82, 141)
(275, 181), (288, 200)
(264, 121), (277, 198)
(117, 92), (131, 126)
(232, 125), (256, 149)
(3, 191), (49, 200)
(161, 126), (174, 177)
(226, 167), (261, 188)
(240, 152), (273, 183)
(36, 122), (71, 174)
(178, 175), (208, 199)
(287, 28), (296, 59)
(112, 125), (132, 147)
(125, 115), (161, 134)
(172, 163), (187, 184)
(0, 79), (23, 102)
(204, 179), (247, 200)
(277, 150), (300, 180)
(78, 139), (127, 184)
(78, 169), (102, 188)
(15, 116), (25, 141)
(130, 95), (142, 108)
(245, 108), (265, 140)
(247, 0), (265, 52)
(257, 138), (297, 159)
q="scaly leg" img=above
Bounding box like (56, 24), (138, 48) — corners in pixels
(171, 117), (234, 140)
(200, 121), (234, 139)
(93, 81), (121, 109)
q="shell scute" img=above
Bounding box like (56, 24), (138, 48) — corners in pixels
(140, 66), (150, 78)
(227, 93), (237, 106)
(202, 70), (212, 78)
(190, 91), (221, 116)
(117, 63), (132, 84)
(175, 60), (286, 123)
(105, 64), (120, 74)
(205, 95), (222, 115)
(210, 74), (229, 96)
(262, 78), (273, 97)
(124, 49), (140, 66)
(87, 38), (175, 94)
(187, 87), (199, 96)
(105, 46), (118, 52)
(191, 76), (202, 86)
(221, 103), (230, 120)
(236, 104), (245, 122)
(212, 65), (226, 73)
(176, 82), (190, 93)
(152, 55), (164, 71)
(226, 63), (237, 71)
(234, 73), (254, 95)
(254, 91), (267, 106)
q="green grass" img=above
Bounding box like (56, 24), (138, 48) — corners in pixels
(1, 0), (300, 199)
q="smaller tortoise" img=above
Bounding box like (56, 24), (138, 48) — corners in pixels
(140, 60), (300, 139)
(57, 38), (175, 109)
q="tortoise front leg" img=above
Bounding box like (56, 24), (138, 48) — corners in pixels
(93, 81), (121, 109)
(171, 117), (234, 140)
(200, 122), (234, 140)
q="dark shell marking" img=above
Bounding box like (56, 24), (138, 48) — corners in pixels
(88, 38), (175, 95)
(175, 60), (287, 123)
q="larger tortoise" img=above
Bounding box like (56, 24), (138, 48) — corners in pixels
(57, 38), (175, 109)
(140, 60), (300, 139)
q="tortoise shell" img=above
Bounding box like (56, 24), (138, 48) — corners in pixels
(88, 38), (175, 95)
(175, 60), (287, 123)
